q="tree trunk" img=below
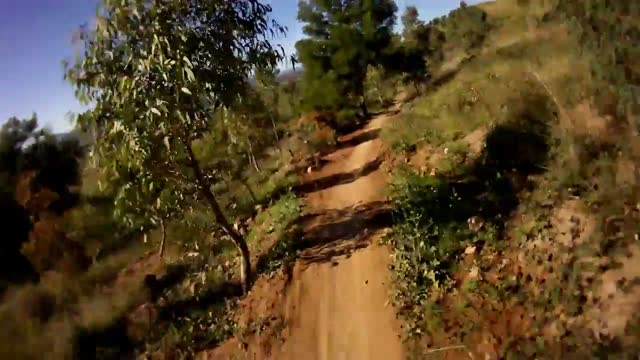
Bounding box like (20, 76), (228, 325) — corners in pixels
(269, 113), (280, 145)
(358, 82), (369, 119)
(241, 180), (257, 203)
(185, 142), (252, 294)
(158, 218), (166, 258)
(221, 176), (232, 192)
(247, 142), (261, 173)
(270, 113), (286, 160)
(377, 87), (384, 108)
(360, 98), (369, 119)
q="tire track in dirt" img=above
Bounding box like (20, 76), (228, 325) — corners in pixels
(273, 108), (404, 360)
(202, 105), (405, 360)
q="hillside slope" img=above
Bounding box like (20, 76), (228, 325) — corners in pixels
(380, 1), (640, 358)
(13, 1), (635, 358)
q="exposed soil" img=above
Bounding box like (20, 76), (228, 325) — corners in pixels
(202, 104), (405, 359)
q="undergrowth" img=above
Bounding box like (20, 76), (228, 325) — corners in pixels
(385, 3), (640, 355)
(251, 193), (305, 275)
(387, 75), (556, 354)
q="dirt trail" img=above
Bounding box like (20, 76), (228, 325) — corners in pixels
(272, 108), (404, 360)
(203, 105), (405, 360)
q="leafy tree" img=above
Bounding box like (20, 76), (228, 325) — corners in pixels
(382, 18), (446, 93)
(65, 0), (285, 293)
(255, 69), (282, 125)
(364, 65), (392, 109)
(109, 165), (181, 258)
(296, 0), (397, 125)
(0, 115), (85, 287)
(0, 190), (37, 292)
(194, 106), (266, 207)
(442, 2), (490, 55)
(18, 182), (91, 275)
(401, 6), (422, 43)
(281, 78), (304, 121)
(0, 116), (39, 188)
(0, 115), (83, 205)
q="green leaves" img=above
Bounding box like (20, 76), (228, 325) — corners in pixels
(65, 0), (286, 239)
(184, 67), (195, 82)
(441, 3), (490, 53)
(296, 0), (396, 118)
(183, 56), (193, 68)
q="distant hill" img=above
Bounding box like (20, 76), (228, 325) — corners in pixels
(276, 69), (303, 83)
(248, 68), (303, 86)
(54, 130), (93, 148)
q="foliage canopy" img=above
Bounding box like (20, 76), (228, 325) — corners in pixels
(66, 0), (286, 292)
(296, 0), (397, 124)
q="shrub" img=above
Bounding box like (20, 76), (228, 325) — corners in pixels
(442, 2), (492, 55)
(387, 87), (555, 339)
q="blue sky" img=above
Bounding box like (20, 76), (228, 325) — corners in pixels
(0, 0), (480, 133)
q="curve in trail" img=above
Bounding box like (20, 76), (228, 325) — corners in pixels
(274, 109), (404, 360)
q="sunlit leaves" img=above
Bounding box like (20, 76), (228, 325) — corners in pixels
(65, 0), (285, 239)
(296, 0), (397, 117)
(184, 67), (195, 82)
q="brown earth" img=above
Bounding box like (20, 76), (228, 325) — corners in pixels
(203, 105), (405, 360)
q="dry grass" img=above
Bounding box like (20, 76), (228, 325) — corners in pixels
(386, 0), (640, 358)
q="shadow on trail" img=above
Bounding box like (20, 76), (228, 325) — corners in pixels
(156, 281), (243, 322)
(293, 155), (384, 195)
(271, 130), (384, 206)
(336, 128), (381, 149)
(255, 201), (393, 274)
(307, 127), (383, 164)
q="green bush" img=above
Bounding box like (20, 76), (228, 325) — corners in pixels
(335, 109), (361, 133)
(389, 168), (473, 291)
(441, 2), (492, 54)
(249, 192), (304, 274)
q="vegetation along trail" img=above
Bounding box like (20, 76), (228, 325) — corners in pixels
(5, 0), (640, 358)
(205, 102), (406, 360)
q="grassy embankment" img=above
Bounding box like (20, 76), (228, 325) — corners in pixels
(384, 1), (640, 357)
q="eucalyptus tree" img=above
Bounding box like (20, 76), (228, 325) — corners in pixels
(65, 0), (285, 293)
(109, 168), (181, 258)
